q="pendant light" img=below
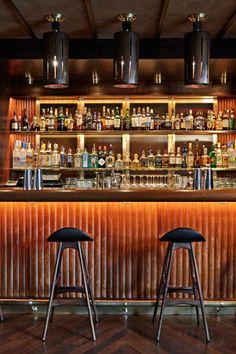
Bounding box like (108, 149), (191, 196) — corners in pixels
(44, 14), (69, 88)
(114, 13), (139, 88)
(184, 13), (210, 87)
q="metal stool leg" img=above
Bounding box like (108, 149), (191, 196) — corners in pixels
(156, 243), (174, 342)
(153, 243), (171, 322)
(49, 250), (63, 323)
(42, 243), (63, 341)
(188, 249), (200, 324)
(190, 245), (210, 343)
(81, 245), (98, 323)
(78, 242), (96, 341)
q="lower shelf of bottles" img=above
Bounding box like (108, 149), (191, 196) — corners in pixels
(10, 167), (236, 172)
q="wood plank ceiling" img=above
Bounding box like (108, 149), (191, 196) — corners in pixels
(0, 0), (235, 85)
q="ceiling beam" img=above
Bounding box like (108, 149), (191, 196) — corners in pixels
(83, 0), (98, 39)
(155, 0), (171, 37)
(216, 10), (236, 38)
(6, 0), (37, 39)
(0, 38), (235, 59)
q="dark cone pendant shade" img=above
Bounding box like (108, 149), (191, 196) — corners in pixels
(44, 14), (69, 89)
(114, 13), (139, 88)
(184, 13), (210, 87)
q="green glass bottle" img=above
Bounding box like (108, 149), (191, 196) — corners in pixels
(124, 109), (131, 130)
(209, 144), (216, 168)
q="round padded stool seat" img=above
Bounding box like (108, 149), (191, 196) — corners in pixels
(160, 227), (205, 243)
(47, 227), (93, 242)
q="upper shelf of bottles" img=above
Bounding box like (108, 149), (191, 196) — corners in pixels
(8, 130), (236, 136)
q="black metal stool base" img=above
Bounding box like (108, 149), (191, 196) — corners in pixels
(42, 241), (98, 342)
(153, 242), (210, 343)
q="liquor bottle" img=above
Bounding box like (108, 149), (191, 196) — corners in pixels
(110, 109), (115, 130)
(155, 150), (162, 168)
(150, 109), (154, 130)
(66, 147), (73, 167)
(147, 150), (155, 168)
(105, 108), (111, 130)
(222, 109), (229, 130)
(141, 108), (146, 130)
(82, 107), (87, 130)
(60, 146), (66, 167)
(164, 113), (172, 130)
(64, 108), (70, 130)
(154, 112), (161, 130)
(75, 109), (83, 130)
(145, 106), (151, 130)
(169, 150), (175, 168)
(40, 109), (46, 131)
(82, 148), (90, 168)
(52, 143), (60, 167)
(46, 141), (53, 167)
(136, 107), (142, 130)
(215, 112), (223, 130)
(74, 148), (82, 168)
(174, 114), (181, 130)
(115, 153), (123, 169)
(227, 141), (236, 168)
(184, 110), (193, 130)
(175, 147), (182, 168)
(229, 108), (235, 130)
(54, 108), (58, 130)
(171, 113), (175, 130)
(209, 144), (216, 168)
(92, 112), (97, 131)
(187, 143), (194, 168)
(22, 109), (30, 131)
(131, 108), (137, 130)
(102, 106), (106, 130)
(39, 143), (47, 167)
(194, 139), (201, 168)
(18, 115), (22, 131)
(222, 145), (228, 168)
(201, 147), (209, 167)
(114, 107), (121, 130)
(105, 144), (115, 168)
(182, 144), (188, 168)
(86, 108), (92, 130)
(19, 142), (27, 168)
(90, 144), (98, 168)
(123, 153), (131, 168)
(57, 107), (65, 131)
(206, 110), (215, 130)
(48, 107), (55, 131)
(162, 150), (169, 168)
(30, 116), (40, 131)
(12, 140), (21, 168)
(97, 146), (106, 168)
(131, 153), (140, 168)
(120, 109), (124, 130)
(33, 144), (39, 168)
(180, 112), (185, 129)
(25, 143), (33, 169)
(216, 142), (223, 167)
(45, 108), (50, 131)
(140, 150), (148, 167)
(124, 109), (131, 130)
(10, 111), (18, 131)
(67, 113), (74, 131)
(194, 111), (205, 130)
(96, 112), (102, 131)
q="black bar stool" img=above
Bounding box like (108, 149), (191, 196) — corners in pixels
(42, 227), (98, 342)
(153, 227), (210, 343)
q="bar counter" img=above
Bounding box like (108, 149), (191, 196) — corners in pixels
(0, 188), (236, 201)
(0, 188), (235, 302)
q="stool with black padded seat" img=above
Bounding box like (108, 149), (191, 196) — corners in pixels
(153, 227), (210, 343)
(42, 227), (98, 342)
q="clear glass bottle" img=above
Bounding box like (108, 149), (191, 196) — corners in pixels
(105, 144), (115, 168)
(169, 150), (175, 168)
(46, 141), (53, 167)
(174, 114), (181, 130)
(90, 144), (98, 168)
(136, 107), (142, 130)
(131, 107), (137, 130)
(145, 106), (151, 130)
(222, 145), (228, 168)
(59, 146), (66, 167)
(175, 147), (182, 168)
(48, 107), (55, 131)
(52, 143), (60, 168)
(147, 150), (156, 168)
(201, 147), (209, 167)
(75, 109), (83, 130)
(67, 147), (74, 167)
(74, 148), (82, 168)
(187, 143), (194, 168)
(123, 153), (131, 169)
(194, 111), (205, 130)
(115, 153), (123, 169)
(25, 143), (33, 169)
(216, 142), (223, 167)
(96, 112), (102, 131)
(131, 153), (140, 168)
(82, 148), (90, 168)
(215, 111), (223, 131)
(140, 150), (148, 167)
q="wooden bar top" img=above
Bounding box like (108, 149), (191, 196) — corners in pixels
(0, 188), (235, 202)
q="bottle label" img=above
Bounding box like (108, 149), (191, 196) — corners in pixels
(98, 158), (105, 167)
(11, 122), (18, 130)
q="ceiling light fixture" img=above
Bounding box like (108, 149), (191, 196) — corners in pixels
(155, 73), (162, 84)
(184, 13), (210, 87)
(114, 13), (139, 88)
(44, 14), (69, 89)
(220, 71), (227, 84)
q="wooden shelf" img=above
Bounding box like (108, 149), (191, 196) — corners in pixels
(10, 167), (236, 172)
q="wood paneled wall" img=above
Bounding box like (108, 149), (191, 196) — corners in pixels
(0, 201), (235, 301)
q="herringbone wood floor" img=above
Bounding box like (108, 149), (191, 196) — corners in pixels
(0, 314), (235, 353)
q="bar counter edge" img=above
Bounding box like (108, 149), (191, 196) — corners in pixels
(0, 188), (235, 202)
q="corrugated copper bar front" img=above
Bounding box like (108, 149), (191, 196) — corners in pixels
(0, 201), (235, 300)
